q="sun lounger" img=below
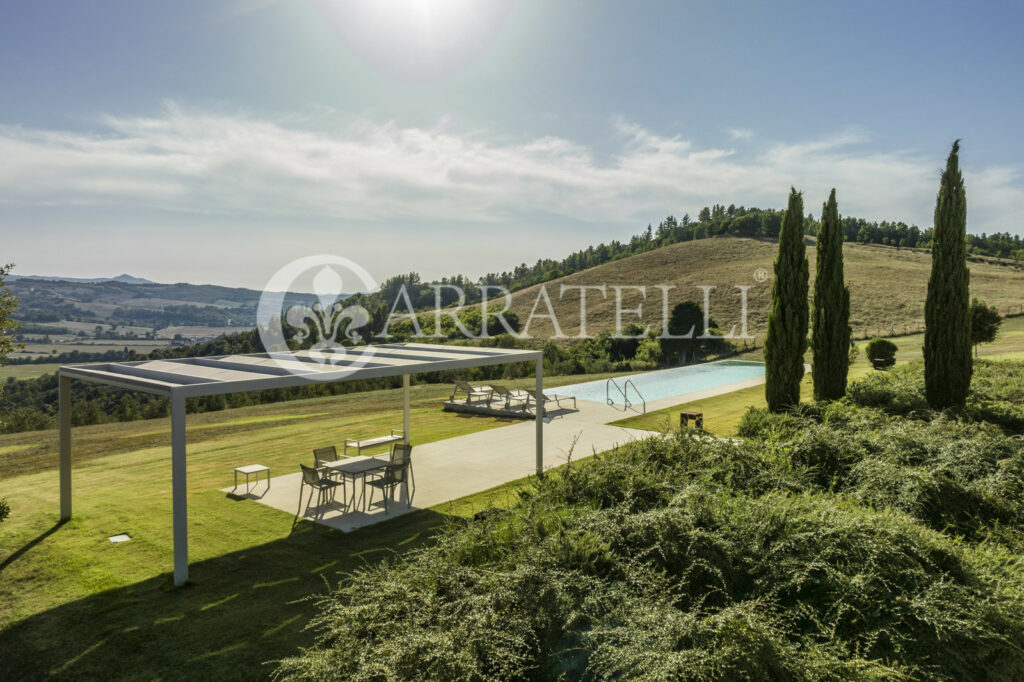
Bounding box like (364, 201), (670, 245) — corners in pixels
(526, 389), (576, 411)
(490, 385), (529, 410)
(450, 381), (493, 404)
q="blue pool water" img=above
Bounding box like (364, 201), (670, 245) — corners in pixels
(553, 360), (765, 404)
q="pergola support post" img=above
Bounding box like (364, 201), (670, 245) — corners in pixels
(402, 374), (411, 444)
(170, 391), (188, 587)
(59, 374), (72, 520)
(535, 358), (544, 477)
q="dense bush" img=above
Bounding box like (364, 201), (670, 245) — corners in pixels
(0, 496), (9, 524)
(735, 404), (806, 440)
(865, 337), (898, 368)
(275, 430), (1024, 680)
(847, 364), (928, 415)
(846, 360), (1024, 432)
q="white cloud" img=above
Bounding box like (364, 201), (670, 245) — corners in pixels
(727, 127), (754, 140)
(0, 106), (1020, 236)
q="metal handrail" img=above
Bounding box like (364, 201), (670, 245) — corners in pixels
(606, 377), (630, 410)
(606, 377), (646, 414)
(624, 379), (646, 415)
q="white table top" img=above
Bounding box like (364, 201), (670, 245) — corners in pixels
(234, 464), (269, 474)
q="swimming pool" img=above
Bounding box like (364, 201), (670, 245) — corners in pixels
(552, 360), (765, 405)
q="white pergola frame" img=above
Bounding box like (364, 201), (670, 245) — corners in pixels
(57, 342), (544, 586)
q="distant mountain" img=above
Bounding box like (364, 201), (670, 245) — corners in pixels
(110, 274), (157, 285)
(9, 273), (158, 285)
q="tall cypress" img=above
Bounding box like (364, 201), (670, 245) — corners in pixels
(811, 188), (850, 401)
(924, 140), (972, 408)
(765, 188), (809, 411)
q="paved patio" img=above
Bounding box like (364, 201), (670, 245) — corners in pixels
(222, 374), (766, 532)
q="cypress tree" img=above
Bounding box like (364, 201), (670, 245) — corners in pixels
(924, 140), (972, 408)
(764, 188), (809, 411)
(811, 188), (851, 401)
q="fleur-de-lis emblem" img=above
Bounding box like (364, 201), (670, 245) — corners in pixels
(285, 267), (370, 361)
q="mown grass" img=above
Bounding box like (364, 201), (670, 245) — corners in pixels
(0, 362), (65, 381)
(0, 372), (607, 679)
(275, 365), (1024, 679)
(616, 315), (1024, 436)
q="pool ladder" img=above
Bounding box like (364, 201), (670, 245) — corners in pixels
(606, 378), (646, 414)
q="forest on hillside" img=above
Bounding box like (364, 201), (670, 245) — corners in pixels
(364, 204), (1024, 314)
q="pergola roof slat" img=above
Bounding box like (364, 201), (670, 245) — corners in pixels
(59, 343), (542, 398)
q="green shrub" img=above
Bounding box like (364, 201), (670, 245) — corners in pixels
(744, 397), (1024, 546)
(847, 365), (928, 415)
(865, 337), (898, 368)
(736, 406), (805, 440)
(276, 430), (1024, 680)
(846, 360), (1024, 433)
(0, 496), (9, 524)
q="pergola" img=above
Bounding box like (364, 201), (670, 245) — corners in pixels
(57, 342), (544, 586)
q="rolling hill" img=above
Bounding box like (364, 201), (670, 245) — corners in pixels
(497, 237), (1024, 340)
(7, 277), (318, 328)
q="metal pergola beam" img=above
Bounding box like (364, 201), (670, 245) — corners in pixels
(56, 343), (544, 587)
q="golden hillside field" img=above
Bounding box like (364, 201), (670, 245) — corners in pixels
(500, 237), (1024, 340)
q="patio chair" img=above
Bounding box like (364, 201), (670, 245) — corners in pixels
(450, 380), (493, 405)
(365, 443), (415, 513)
(299, 463), (344, 513)
(490, 385), (529, 410)
(526, 389), (577, 411)
(313, 445), (346, 491)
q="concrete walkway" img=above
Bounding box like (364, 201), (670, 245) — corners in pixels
(223, 373), (765, 532)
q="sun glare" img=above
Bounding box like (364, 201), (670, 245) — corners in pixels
(316, 0), (511, 80)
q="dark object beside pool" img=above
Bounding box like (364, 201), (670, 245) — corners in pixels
(680, 411), (704, 429)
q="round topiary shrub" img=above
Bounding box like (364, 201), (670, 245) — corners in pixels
(866, 337), (898, 369)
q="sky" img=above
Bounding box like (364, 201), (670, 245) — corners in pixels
(1, 0), (1023, 289)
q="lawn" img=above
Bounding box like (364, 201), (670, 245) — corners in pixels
(0, 362), (64, 381)
(0, 372), (606, 679)
(4, 318), (1023, 677)
(615, 315), (1024, 435)
(8, 339), (171, 360)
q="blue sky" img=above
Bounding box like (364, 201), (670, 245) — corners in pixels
(1, 0), (1022, 288)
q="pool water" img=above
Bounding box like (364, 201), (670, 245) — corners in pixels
(552, 360), (765, 405)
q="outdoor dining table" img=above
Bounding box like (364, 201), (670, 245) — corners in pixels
(322, 456), (390, 511)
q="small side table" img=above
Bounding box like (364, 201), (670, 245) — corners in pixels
(234, 464), (270, 493)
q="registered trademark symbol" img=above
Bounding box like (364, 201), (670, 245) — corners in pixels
(754, 267), (769, 283)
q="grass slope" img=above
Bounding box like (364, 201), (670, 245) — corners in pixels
(503, 237), (1024, 339)
(0, 362), (65, 381)
(0, 373), (608, 679)
(616, 314), (1024, 436)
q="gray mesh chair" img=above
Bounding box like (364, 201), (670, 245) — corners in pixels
(313, 446), (345, 491)
(313, 445), (338, 467)
(365, 443), (414, 512)
(299, 462), (344, 514)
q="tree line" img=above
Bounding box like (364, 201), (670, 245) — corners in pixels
(357, 203), (1022, 315)
(0, 302), (739, 434)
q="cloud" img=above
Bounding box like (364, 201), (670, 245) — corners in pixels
(0, 105), (1020, 235)
(727, 127), (754, 140)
